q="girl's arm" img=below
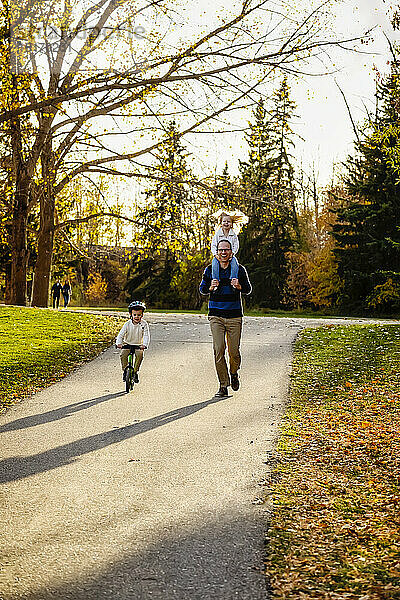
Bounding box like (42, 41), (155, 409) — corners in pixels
(211, 232), (219, 256)
(231, 232), (239, 254)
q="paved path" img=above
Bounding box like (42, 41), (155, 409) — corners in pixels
(0, 314), (394, 599)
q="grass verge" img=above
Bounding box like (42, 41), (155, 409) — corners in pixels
(70, 306), (208, 314)
(71, 306), (399, 320)
(0, 306), (123, 413)
(265, 324), (400, 599)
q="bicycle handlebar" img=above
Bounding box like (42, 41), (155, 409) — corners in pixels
(117, 344), (142, 350)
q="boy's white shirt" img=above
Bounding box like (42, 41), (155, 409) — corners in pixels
(211, 227), (239, 255)
(116, 318), (150, 347)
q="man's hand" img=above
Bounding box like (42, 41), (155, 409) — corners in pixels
(140, 345), (146, 350)
(231, 278), (241, 290)
(210, 279), (220, 291)
(117, 344), (122, 349)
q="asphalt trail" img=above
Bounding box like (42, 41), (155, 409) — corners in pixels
(1, 313), (389, 599)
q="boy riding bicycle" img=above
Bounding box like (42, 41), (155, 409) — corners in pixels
(116, 301), (150, 383)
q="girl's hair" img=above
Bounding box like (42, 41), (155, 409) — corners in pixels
(218, 211), (246, 226)
(219, 212), (232, 224)
(212, 208), (249, 232)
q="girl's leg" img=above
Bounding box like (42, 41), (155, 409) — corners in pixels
(211, 256), (219, 280)
(230, 256), (239, 279)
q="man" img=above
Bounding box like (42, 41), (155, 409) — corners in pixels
(199, 239), (252, 397)
(51, 280), (63, 309)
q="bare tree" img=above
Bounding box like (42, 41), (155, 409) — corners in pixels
(0, 0), (363, 305)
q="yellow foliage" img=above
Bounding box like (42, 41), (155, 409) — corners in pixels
(85, 273), (108, 305)
(367, 278), (400, 309)
(308, 244), (343, 308)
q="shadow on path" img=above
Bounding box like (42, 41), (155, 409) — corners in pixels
(2, 514), (267, 600)
(0, 392), (125, 433)
(0, 395), (229, 484)
(27, 518), (265, 599)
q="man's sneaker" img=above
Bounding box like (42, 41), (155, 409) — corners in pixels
(215, 386), (228, 398)
(134, 372), (139, 384)
(230, 372), (240, 391)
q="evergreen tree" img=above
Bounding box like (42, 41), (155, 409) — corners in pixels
(125, 251), (181, 307)
(136, 121), (198, 253)
(127, 121), (207, 306)
(332, 62), (400, 313)
(213, 162), (239, 211)
(239, 80), (299, 307)
(377, 20), (400, 175)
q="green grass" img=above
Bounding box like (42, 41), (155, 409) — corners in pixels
(246, 307), (400, 319)
(70, 306), (209, 314)
(244, 308), (347, 318)
(71, 305), (400, 320)
(71, 305), (336, 318)
(0, 306), (123, 413)
(265, 324), (400, 599)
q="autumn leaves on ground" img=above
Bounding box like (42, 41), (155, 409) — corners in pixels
(1, 307), (399, 598)
(265, 325), (400, 599)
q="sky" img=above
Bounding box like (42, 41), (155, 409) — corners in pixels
(190, 0), (399, 186)
(290, 0), (399, 185)
(89, 0), (398, 242)
(50, 0), (398, 210)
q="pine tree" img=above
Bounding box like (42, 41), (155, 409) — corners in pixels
(332, 61), (400, 313)
(270, 78), (299, 219)
(213, 162), (239, 211)
(136, 121), (197, 254)
(127, 121), (206, 306)
(124, 252), (180, 307)
(239, 81), (299, 308)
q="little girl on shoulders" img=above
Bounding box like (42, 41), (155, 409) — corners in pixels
(211, 209), (248, 281)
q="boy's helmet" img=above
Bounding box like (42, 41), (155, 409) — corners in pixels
(128, 300), (146, 313)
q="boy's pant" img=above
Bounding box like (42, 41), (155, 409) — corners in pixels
(120, 348), (144, 372)
(211, 256), (239, 280)
(208, 316), (242, 387)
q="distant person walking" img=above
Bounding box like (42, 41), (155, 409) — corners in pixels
(51, 281), (63, 309)
(62, 281), (72, 308)
(199, 239), (252, 398)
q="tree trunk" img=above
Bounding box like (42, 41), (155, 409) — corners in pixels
(4, 261), (12, 304)
(31, 194), (55, 307)
(31, 138), (56, 308)
(9, 180), (29, 306)
(9, 105), (30, 306)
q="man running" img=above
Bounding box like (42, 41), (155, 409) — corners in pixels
(199, 239), (252, 398)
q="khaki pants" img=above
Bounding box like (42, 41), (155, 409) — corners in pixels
(208, 316), (242, 387)
(120, 348), (144, 372)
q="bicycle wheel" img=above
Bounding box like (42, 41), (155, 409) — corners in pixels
(125, 366), (134, 393)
